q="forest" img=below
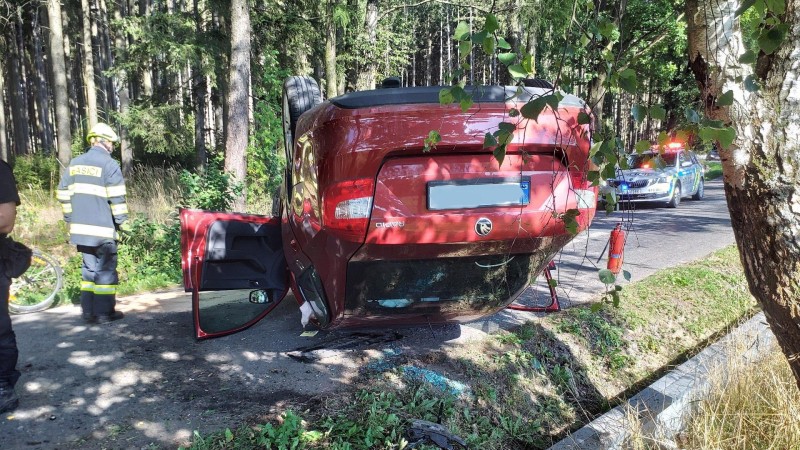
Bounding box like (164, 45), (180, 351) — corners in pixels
(1, 0), (694, 206)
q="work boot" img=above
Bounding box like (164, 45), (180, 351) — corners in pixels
(81, 313), (97, 324)
(96, 311), (124, 323)
(0, 385), (19, 414)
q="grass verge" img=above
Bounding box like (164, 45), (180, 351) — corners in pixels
(183, 245), (757, 450)
(705, 161), (722, 180)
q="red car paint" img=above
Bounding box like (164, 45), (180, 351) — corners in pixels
(181, 84), (597, 339)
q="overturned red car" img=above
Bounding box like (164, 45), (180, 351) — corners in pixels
(180, 77), (597, 339)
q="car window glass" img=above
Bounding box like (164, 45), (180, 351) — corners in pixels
(628, 153), (674, 169)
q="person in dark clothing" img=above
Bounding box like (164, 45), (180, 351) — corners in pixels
(0, 159), (21, 413)
(57, 123), (128, 324)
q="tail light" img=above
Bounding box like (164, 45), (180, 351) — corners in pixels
(570, 171), (597, 209)
(322, 178), (374, 241)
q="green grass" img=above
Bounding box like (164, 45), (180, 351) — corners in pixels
(182, 245), (757, 450)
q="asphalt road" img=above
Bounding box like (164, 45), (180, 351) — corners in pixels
(0, 179), (735, 449)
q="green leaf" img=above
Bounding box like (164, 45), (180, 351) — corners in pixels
(765, 0), (785, 14)
(498, 122), (516, 134)
(758, 25), (786, 55)
(544, 94), (560, 111)
(483, 132), (498, 148)
(739, 50), (757, 64)
(498, 53), (516, 66)
(590, 302), (603, 312)
(453, 21), (470, 41)
(562, 209), (581, 235)
(520, 97), (548, 121)
(471, 30), (488, 44)
(577, 112), (592, 125)
(482, 35), (496, 55)
(508, 64), (528, 79)
(460, 98), (473, 112)
(717, 90), (734, 107)
(493, 143), (507, 166)
(439, 87), (454, 104)
(458, 41), (472, 60)
(497, 37), (512, 50)
(590, 141), (603, 157)
(580, 32), (591, 48)
(635, 140), (651, 153)
(423, 130), (441, 152)
(623, 270), (632, 281)
(598, 269), (616, 285)
(548, 278), (558, 288)
(719, 126), (737, 148)
(657, 131), (669, 146)
(225, 429), (234, 442)
(631, 104), (647, 123)
(521, 54), (534, 74)
(618, 70), (638, 93)
(484, 13), (500, 33)
(509, 108), (520, 117)
(649, 105), (666, 120)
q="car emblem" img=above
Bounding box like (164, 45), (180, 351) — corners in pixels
(475, 217), (493, 236)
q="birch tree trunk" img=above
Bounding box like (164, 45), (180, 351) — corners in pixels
(47, 0), (73, 168)
(685, 0), (800, 388)
(82, 0), (98, 127)
(223, 0), (250, 212)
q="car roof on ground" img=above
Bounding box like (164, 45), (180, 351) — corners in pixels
(330, 85), (586, 109)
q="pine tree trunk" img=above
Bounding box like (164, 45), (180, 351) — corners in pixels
(82, 0), (98, 127)
(47, 0), (73, 168)
(0, 65), (8, 162)
(32, 8), (54, 153)
(112, 0), (133, 176)
(9, 22), (29, 157)
(686, 0), (800, 389)
(193, 0), (207, 170)
(223, 0), (250, 212)
(324, 0), (338, 98)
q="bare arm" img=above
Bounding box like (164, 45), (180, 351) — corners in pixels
(0, 201), (16, 235)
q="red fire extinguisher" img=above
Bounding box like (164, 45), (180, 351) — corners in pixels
(608, 223), (626, 275)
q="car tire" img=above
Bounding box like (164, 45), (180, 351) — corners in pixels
(282, 76), (322, 149)
(521, 78), (554, 89)
(667, 182), (681, 208)
(692, 178), (705, 200)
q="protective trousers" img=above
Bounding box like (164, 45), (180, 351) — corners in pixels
(0, 278), (20, 388)
(78, 242), (119, 317)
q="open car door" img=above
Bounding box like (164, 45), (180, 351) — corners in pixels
(180, 209), (289, 339)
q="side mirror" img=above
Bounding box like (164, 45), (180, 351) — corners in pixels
(249, 289), (272, 304)
(681, 161), (693, 168)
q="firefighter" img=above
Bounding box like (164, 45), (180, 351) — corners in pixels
(57, 123), (128, 323)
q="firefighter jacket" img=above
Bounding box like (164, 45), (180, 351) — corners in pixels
(57, 146), (128, 246)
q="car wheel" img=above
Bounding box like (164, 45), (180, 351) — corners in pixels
(692, 178), (705, 200)
(667, 182), (681, 208)
(282, 76), (322, 153)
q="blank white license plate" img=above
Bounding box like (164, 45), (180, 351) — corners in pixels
(427, 177), (531, 210)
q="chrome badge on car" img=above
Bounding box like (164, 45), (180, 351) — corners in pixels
(475, 217), (493, 236)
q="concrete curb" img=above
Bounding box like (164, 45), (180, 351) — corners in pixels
(549, 311), (774, 449)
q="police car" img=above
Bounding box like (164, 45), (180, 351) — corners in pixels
(608, 143), (705, 208)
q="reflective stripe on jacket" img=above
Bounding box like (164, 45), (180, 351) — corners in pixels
(57, 146), (128, 246)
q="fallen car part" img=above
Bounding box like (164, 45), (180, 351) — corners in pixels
(407, 419), (468, 450)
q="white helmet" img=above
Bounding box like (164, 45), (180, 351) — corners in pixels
(86, 123), (120, 144)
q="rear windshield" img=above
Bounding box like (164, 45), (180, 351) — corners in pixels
(628, 153), (675, 169)
(345, 254), (542, 316)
